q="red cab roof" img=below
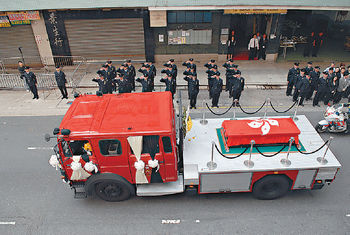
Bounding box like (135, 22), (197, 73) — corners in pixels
(60, 92), (174, 137)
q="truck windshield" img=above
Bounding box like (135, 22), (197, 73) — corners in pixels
(60, 140), (89, 157)
(61, 140), (72, 157)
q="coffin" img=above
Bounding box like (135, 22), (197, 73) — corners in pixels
(222, 118), (300, 147)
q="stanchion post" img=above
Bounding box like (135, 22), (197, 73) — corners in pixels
(232, 99), (238, 120)
(263, 98), (270, 119)
(207, 141), (217, 170)
(200, 100), (208, 125)
(244, 140), (255, 168)
(317, 137), (334, 165)
(280, 137), (294, 166)
(292, 97), (301, 121)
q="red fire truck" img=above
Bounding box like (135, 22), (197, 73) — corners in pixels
(46, 92), (341, 201)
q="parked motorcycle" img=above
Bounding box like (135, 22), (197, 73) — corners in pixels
(315, 103), (350, 133)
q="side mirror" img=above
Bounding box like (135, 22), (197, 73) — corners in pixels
(61, 129), (71, 136)
(44, 133), (51, 142)
(53, 128), (60, 135)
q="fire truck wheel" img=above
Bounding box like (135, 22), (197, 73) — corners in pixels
(252, 175), (291, 200)
(95, 179), (133, 202)
(85, 173), (135, 202)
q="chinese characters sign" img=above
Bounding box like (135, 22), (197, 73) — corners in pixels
(0, 15), (11, 27)
(6, 11), (40, 25)
(48, 12), (63, 47)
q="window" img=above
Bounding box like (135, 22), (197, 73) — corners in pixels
(167, 11), (212, 24)
(61, 140), (72, 157)
(69, 140), (89, 155)
(99, 139), (122, 156)
(162, 136), (172, 153)
(129, 135), (160, 155)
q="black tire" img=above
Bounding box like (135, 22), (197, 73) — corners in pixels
(315, 124), (327, 133)
(85, 173), (135, 202)
(252, 175), (291, 200)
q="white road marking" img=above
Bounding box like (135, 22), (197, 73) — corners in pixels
(195, 220), (200, 223)
(0, 222), (16, 225)
(27, 147), (53, 150)
(346, 214), (350, 217)
(161, 219), (181, 224)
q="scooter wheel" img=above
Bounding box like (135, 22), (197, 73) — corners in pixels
(315, 124), (327, 133)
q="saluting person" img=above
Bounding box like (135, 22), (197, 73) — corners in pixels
(286, 62), (300, 96)
(182, 58), (196, 73)
(313, 71), (329, 107)
(54, 65), (68, 99)
(210, 72), (223, 108)
(184, 68), (199, 109)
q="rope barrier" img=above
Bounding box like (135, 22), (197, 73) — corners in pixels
(270, 100), (297, 113)
(205, 103), (234, 116)
(293, 140), (329, 155)
(255, 145), (287, 157)
(238, 101), (266, 115)
(214, 143), (248, 159)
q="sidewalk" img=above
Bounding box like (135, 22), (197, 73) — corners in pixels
(0, 86), (339, 117)
(79, 60), (342, 88)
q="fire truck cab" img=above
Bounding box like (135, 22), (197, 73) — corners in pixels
(48, 91), (341, 201)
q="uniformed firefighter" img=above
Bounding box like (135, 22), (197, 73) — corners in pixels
(297, 72), (311, 106)
(106, 60), (117, 92)
(182, 58), (196, 73)
(161, 64), (176, 96)
(236, 71), (245, 103)
(23, 66), (39, 99)
(286, 62), (300, 96)
(306, 66), (320, 100)
(54, 65), (68, 99)
(229, 71), (243, 105)
(210, 73), (223, 108)
(223, 59), (236, 92)
(313, 71), (329, 107)
(92, 70), (110, 94)
(115, 74), (131, 94)
(324, 68), (336, 105)
(136, 66), (152, 93)
(293, 68), (305, 102)
(206, 67), (219, 99)
(126, 59), (136, 91)
(183, 69), (199, 109)
(148, 61), (157, 91)
(160, 73), (176, 98)
(305, 61), (314, 75)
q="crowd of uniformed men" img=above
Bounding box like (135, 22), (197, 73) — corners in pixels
(286, 61), (350, 106)
(90, 58), (245, 109)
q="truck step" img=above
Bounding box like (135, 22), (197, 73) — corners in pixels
(71, 181), (85, 188)
(74, 191), (87, 199)
(136, 175), (184, 196)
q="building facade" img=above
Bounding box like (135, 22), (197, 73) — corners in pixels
(0, 1), (349, 66)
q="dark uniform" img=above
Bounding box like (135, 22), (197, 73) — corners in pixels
(324, 71), (336, 105)
(93, 71), (110, 94)
(206, 68), (219, 99)
(223, 61), (236, 92)
(313, 72), (329, 106)
(54, 67), (68, 99)
(293, 70), (305, 102)
(161, 66), (176, 96)
(149, 62), (156, 91)
(258, 35), (268, 60)
(136, 77), (152, 92)
(298, 74), (311, 106)
(182, 59), (196, 73)
(107, 62), (117, 92)
(160, 76), (176, 98)
(115, 77), (131, 94)
(304, 62), (314, 75)
(306, 67), (320, 100)
(183, 70), (199, 109)
(23, 68), (39, 99)
(210, 75), (223, 107)
(286, 63), (300, 96)
(236, 73), (245, 102)
(126, 60), (136, 91)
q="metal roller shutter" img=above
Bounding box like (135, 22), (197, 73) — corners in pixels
(0, 25), (41, 67)
(64, 18), (145, 61)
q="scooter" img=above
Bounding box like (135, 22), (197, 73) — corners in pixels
(315, 103), (350, 133)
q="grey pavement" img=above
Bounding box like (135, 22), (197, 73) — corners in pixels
(79, 60), (341, 87)
(0, 87), (338, 117)
(0, 112), (349, 234)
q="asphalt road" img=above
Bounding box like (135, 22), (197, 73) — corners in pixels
(0, 111), (349, 235)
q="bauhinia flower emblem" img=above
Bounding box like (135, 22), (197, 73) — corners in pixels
(247, 119), (279, 135)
